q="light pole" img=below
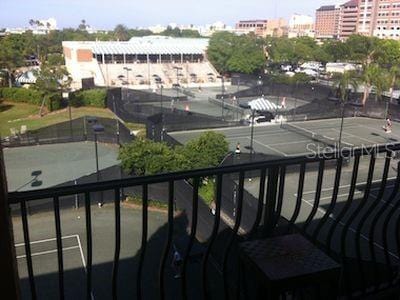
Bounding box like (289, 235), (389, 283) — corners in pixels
(217, 75), (225, 119)
(250, 109), (256, 156)
(173, 66), (182, 100)
(62, 91), (72, 140)
(257, 76), (263, 97)
(160, 85), (165, 141)
(92, 123), (105, 207)
(386, 87), (393, 120)
(123, 67), (132, 86)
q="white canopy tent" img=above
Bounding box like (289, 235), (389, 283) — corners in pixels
(16, 70), (37, 85)
(248, 97), (284, 112)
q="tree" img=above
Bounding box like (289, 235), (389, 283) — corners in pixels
(180, 29), (201, 38)
(333, 71), (358, 149)
(207, 32), (236, 73)
(181, 131), (229, 170)
(0, 36), (24, 87)
(371, 68), (391, 102)
(118, 132), (229, 175)
(78, 19), (87, 31)
(207, 32), (265, 74)
(33, 56), (72, 114)
(118, 138), (178, 175)
(161, 26), (182, 37)
(360, 64), (381, 106)
(226, 35), (266, 74)
(113, 24), (129, 41)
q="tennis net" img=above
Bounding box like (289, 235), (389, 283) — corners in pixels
(282, 123), (353, 148)
(208, 97), (244, 114)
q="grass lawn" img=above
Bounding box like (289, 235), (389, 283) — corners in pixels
(0, 101), (144, 137)
(199, 180), (215, 206)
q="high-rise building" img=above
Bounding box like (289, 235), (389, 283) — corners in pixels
(370, 0), (400, 39)
(315, 5), (340, 38)
(338, 0), (359, 39)
(357, 0), (375, 36)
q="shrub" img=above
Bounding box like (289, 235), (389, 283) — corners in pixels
(0, 87), (63, 112)
(70, 89), (107, 108)
(0, 87), (43, 105)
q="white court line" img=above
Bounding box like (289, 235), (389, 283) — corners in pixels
(357, 124), (400, 140)
(301, 184), (395, 202)
(227, 131), (290, 139)
(17, 246), (79, 259)
(331, 128), (376, 144)
(76, 234), (86, 268)
(269, 140), (311, 146)
(299, 197), (400, 260)
(248, 137), (288, 156)
(15, 235), (78, 247)
(16, 234), (94, 299)
(300, 177), (397, 196)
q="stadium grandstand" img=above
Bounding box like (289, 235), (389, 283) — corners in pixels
(62, 36), (222, 89)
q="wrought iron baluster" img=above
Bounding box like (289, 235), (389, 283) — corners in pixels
(202, 174), (223, 299)
(326, 155), (360, 251)
(289, 163), (306, 231)
(112, 189), (121, 299)
(368, 153), (391, 290)
(222, 171), (245, 299)
(312, 157), (343, 249)
(303, 160), (325, 236)
(21, 201), (37, 300)
(249, 169), (267, 238)
(53, 196), (65, 300)
(381, 161), (400, 286)
(274, 166), (287, 228)
(159, 180), (174, 300)
(181, 177), (200, 300)
(84, 192), (93, 300)
(137, 184), (148, 300)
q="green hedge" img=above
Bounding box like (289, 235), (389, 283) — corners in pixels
(70, 89), (107, 108)
(0, 87), (61, 112)
(0, 87), (43, 105)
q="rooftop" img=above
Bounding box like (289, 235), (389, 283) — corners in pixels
(62, 36), (209, 55)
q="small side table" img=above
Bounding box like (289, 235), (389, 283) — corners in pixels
(239, 234), (341, 299)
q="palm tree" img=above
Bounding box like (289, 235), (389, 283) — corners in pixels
(333, 71), (358, 149)
(371, 68), (391, 102)
(361, 64), (380, 106)
(387, 66), (400, 118)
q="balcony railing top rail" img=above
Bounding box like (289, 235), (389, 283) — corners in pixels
(8, 143), (400, 203)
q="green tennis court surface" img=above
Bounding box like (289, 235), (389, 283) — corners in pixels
(169, 117), (400, 158)
(4, 142), (120, 192)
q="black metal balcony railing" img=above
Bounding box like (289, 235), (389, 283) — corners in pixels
(4, 143), (400, 299)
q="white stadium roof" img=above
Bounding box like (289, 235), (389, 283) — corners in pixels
(63, 36), (209, 55)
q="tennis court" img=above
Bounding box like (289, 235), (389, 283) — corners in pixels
(169, 117), (400, 158)
(3, 141), (120, 192)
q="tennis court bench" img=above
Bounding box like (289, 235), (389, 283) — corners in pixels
(239, 234), (341, 300)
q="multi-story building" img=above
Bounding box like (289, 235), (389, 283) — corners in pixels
(315, 5), (340, 38)
(357, 0), (376, 36)
(354, 0), (400, 40)
(288, 14), (315, 38)
(235, 20), (269, 36)
(371, 0), (400, 39)
(264, 18), (289, 37)
(235, 19), (288, 37)
(338, 0), (359, 39)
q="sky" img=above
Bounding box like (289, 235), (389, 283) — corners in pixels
(0, 0), (343, 29)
